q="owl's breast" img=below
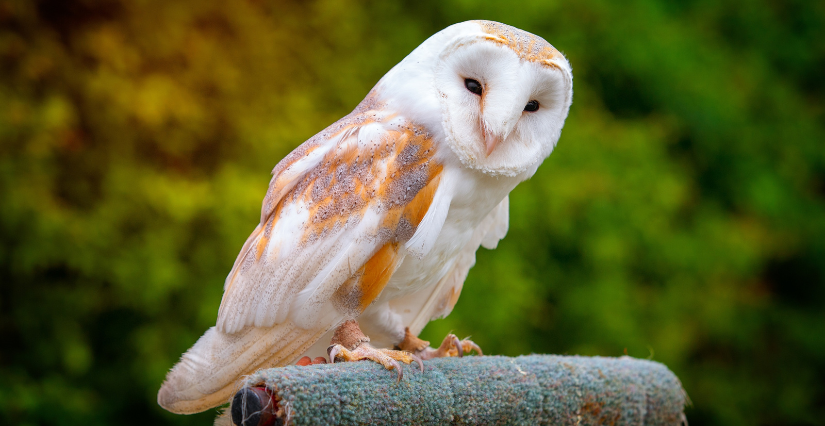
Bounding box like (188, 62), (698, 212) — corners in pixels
(381, 166), (519, 300)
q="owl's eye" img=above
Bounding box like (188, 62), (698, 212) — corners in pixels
(524, 100), (540, 112)
(464, 79), (482, 96)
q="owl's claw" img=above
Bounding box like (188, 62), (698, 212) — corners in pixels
(461, 339), (483, 356)
(410, 352), (425, 372)
(327, 342), (422, 382)
(452, 335), (464, 357)
(328, 345), (343, 365)
(398, 328), (483, 361)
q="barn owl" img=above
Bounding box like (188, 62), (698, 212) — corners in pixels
(158, 20), (572, 414)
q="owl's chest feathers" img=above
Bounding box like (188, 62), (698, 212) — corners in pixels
(383, 166), (519, 298)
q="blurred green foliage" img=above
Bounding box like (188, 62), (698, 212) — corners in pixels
(1, 0), (823, 424)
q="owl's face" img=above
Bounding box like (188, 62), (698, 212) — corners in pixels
(381, 21), (572, 178)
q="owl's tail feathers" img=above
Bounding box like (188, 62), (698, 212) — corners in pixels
(157, 322), (327, 414)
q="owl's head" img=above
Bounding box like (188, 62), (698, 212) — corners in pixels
(382, 21), (573, 178)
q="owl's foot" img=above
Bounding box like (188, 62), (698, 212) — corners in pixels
(397, 327), (482, 360)
(326, 320), (423, 381)
(295, 356), (327, 366)
(328, 343), (423, 381)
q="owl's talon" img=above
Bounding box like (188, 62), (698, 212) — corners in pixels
(326, 340), (419, 381)
(328, 345), (344, 364)
(391, 359), (403, 382)
(452, 335), (464, 357)
(398, 328), (482, 361)
(462, 340), (483, 356)
(410, 352), (424, 372)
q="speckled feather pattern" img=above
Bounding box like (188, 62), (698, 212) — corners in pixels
(476, 21), (564, 67)
(240, 355), (687, 426)
(218, 106), (443, 335)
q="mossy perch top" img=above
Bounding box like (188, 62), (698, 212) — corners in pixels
(229, 354), (687, 426)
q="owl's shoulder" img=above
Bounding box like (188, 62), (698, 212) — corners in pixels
(259, 101), (446, 249)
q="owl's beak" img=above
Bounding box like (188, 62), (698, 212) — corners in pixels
(483, 119), (516, 157)
(481, 99), (520, 156)
(484, 131), (502, 157)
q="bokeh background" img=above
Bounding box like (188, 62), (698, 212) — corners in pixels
(2, 0), (824, 424)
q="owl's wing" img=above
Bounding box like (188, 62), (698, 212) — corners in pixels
(217, 111), (447, 334)
(158, 109), (453, 414)
(398, 196), (509, 335)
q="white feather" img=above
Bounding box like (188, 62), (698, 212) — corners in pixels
(404, 177), (453, 258)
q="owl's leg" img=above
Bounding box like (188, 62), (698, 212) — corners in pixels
(326, 320), (423, 381)
(397, 327), (482, 360)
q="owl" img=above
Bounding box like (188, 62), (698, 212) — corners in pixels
(158, 20), (573, 414)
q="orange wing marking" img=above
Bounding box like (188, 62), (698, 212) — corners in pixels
(328, 123), (443, 315)
(357, 242), (401, 310)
